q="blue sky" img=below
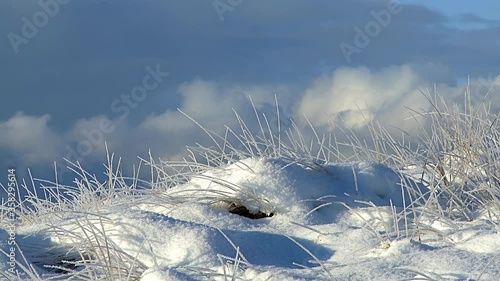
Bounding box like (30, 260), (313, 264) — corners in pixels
(1, 0), (499, 183)
(405, 0), (500, 21)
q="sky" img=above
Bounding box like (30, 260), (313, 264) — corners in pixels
(0, 0), (499, 183)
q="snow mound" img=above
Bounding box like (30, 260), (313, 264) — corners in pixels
(163, 158), (404, 224)
(1, 157), (500, 280)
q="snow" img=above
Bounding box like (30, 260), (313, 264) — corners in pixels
(1, 157), (500, 280)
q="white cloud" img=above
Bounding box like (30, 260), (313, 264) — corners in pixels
(141, 78), (240, 132)
(139, 77), (291, 160)
(0, 112), (62, 165)
(64, 115), (123, 160)
(2, 68), (497, 173)
(296, 64), (451, 130)
(142, 77), (288, 132)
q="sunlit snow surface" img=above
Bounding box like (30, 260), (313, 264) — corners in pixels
(1, 158), (500, 280)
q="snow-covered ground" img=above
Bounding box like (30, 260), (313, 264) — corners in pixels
(2, 95), (500, 280)
(1, 156), (499, 280)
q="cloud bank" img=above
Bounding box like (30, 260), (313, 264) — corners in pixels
(1, 63), (498, 182)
